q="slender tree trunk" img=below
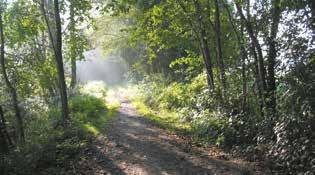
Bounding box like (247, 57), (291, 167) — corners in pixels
(309, 0), (315, 39)
(266, 0), (281, 115)
(53, 0), (69, 126)
(69, 1), (76, 88)
(214, 0), (227, 97)
(235, 2), (267, 94)
(0, 129), (8, 153)
(251, 45), (264, 117)
(199, 43), (211, 86)
(194, 0), (215, 90)
(70, 57), (76, 88)
(176, 0), (215, 89)
(0, 11), (24, 144)
(201, 37), (215, 89)
(0, 105), (9, 153)
(234, 1), (267, 117)
(240, 25), (247, 113)
(222, 0), (248, 112)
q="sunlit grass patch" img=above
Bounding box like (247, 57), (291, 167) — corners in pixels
(79, 81), (107, 99)
(70, 96), (119, 136)
(106, 88), (122, 106)
(131, 96), (192, 135)
(83, 123), (100, 136)
(69, 83), (120, 137)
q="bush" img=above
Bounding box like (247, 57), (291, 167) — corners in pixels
(134, 70), (314, 174)
(269, 115), (314, 174)
(2, 81), (114, 174)
(69, 95), (107, 119)
(190, 110), (228, 146)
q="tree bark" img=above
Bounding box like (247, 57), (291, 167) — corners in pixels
(70, 56), (76, 88)
(309, 0), (315, 39)
(53, 0), (69, 126)
(69, 0), (76, 88)
(201, 37), (215, 90)
(221, 0), (248, 112)
(194, 0), (215, 90)
(0, 11), (24, 144)
(214, 0), (227, 97)
(234, 1), (267, 94)
(266, 0), (281, 115)
(0, 105), (9, 153)
(240, 25), (247, 113)
(176, 0), (215, 89)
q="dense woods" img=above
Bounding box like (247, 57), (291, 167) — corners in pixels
(0, 0), (314, 174)
(99, 0), (314, 173)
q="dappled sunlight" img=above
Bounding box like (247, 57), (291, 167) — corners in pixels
(87, 94), (252, 175)
(83, 123), (100, 136)
(79, 81), (107, 99)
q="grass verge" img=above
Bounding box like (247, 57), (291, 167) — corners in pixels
(131, 96), (191, 135)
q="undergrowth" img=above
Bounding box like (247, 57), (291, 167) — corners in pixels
(131, 95), (191, 135)
(1, 81), (119, 174)
(126, 73), (314, 174)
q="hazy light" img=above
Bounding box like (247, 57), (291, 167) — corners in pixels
(77, 48), (128, 86)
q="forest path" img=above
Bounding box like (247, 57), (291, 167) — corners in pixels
(81, 89), (262, 175)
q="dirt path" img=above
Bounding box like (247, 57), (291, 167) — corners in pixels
(78, 96), (264, 175)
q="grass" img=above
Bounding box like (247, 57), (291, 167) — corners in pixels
(131, 96), (192, 135)
(78, 102), (119, 136)
(71, 81), (120, 137)
(2, 82), (120, 175)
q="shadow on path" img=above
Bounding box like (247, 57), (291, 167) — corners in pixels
(85, 100), (252, 175)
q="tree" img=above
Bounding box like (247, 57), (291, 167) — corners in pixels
(67, 0), (91, 88)
(0, 105), (11, 153)
(214, 0), (227, 97)
(40, 0), (69, 125)
(266, 0), (281, 115)
(0, 2), (25, 144)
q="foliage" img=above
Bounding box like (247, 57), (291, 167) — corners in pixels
(2, 82), (118, 174)
(130, 90), (191, 135)
(70, 95), (106, 119)
(129, 65), (314, 173)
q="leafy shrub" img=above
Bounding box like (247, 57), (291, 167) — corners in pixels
(269, 115), (314, 174)
(191, 110), (228, 146)
(2, 82), (113, 174)
(69, 95), (107, 119)
(133, 68), (314, 174)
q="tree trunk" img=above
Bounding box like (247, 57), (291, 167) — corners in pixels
(194, 0), (215, 90)
(0, 105), (9, 153)
(309, 0), (315, 39)
(176, 0), (215, 89)
(234, 1), (267, 117)
(201, 37), (215, 90)
(240, 25), (247, 113)
(222, 0), (248, 112)
(69, 1), (76, 88)
(214, 0), (227, 97)
(235, 2), (267, 94)
(266, 0), (281, 115)
(0, 11), (24, 144)
(70, 56), (76, 88)
(53, 0), (69, 126)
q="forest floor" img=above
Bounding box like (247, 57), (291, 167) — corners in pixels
(73, 89), (267, 175)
